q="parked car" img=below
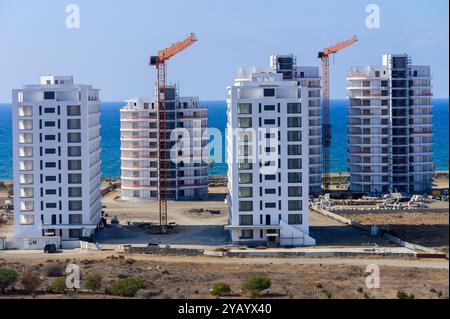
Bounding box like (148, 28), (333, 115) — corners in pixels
(147, 239), (161, 247)
(43, 244), (58, 254)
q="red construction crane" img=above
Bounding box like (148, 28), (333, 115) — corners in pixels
(318, 36), (358, 192)
(150, 33), (197, 233)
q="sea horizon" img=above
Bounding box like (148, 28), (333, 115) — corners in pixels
(0, 98), (448, 179)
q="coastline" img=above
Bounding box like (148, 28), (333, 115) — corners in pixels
(1, 170), (449, 184)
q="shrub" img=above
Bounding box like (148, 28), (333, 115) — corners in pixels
(47, 277), (67, 294)
(397, 291), (415, 299)
(21, 272), (42, 293)
(85, 273), (103, 292)
(241, 276), (271, 297)
(44, 264), (64, 277)
(111, 278), (144, 297)
(323, 289), (332, 299)
(211, 283), (231, 297)
(0, 268), (18, 293)
(357, 287), (364, 293)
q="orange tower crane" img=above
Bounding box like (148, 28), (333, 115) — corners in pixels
(150, 33), (197, 233)
(318, 36), (358, 192)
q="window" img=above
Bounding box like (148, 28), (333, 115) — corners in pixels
(45, 162), (56, 168)
(240, 230), (254, 239)
(264, 119), (276, 125)
(288, 172), (302, 183)
(69, 200), (82, 211)
(44, 107), (55, 113)
(45, 176), (56, 182)
(288, 186), (302, 197)
(69, 187), (82, 197)
(69, 229), (82, 239)
(263, 88), (275, 97)
(264, 105), (275, 111)
(287, 117), (302, 127)
(44, 121), (56, 127)
(69, 214), (83, 224)
(238, 162), (253, 170)
(45, 135), (56, 141)
(237, 103), (252, 114)
(238, 118), (252, 128)
(238, 173), (252, 184)
(239, 201), (253, 212)
(288, 159), (302, 169)
(287, 103), (301, 113)
(264, 175), (276, 181)
(68, 173), (82, 184)
(44, 91), (55, 100)
(19, 214), (34, 225)
(288, 200), (302, 211)
(46, 203), (57, 208)
(238, 187), (253, 198)
(287, 131), (302, 141)
(45, 148), (56, 154)
(45, 189), (57, 195)
(265, 202), (276, 208)
(288, 214), (302, 225)
(68, 146), (81, 157)
(68, 160), (82, 170)
(239, 215), (253, 226)
(67, 119), (81, 129)
(288, 145), (302, 155)
(265, 188), (276, 194)
(67, 105), (81, 116)
(67, 133), (81, 143)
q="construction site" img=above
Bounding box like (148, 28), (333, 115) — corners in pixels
(0, 32), (448, 299)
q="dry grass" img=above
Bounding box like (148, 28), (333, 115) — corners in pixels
(0, 257), (448, 299)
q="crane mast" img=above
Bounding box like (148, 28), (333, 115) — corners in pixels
(150, 33), (197, 233)
(318, 36), (358, 192)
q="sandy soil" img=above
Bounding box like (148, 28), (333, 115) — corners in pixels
(0, 256), (448, 299)
(433, 176), (449, 189)
(340, 211), (449, 253)
(102, 186), (228, 226)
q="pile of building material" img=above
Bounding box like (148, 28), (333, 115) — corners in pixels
(208, 175), (227, 187)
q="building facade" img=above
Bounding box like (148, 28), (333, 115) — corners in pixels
(120, 86), (209, 200)
(347, 54), (433, 194)
(12, 76), (102, 247)
(225, 55), (318, 247)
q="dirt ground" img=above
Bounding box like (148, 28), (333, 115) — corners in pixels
(433, 175), (449, 190)
(340, 210), (449, 253)
(0, 256), (448, 299)
(102, 186), (228, 226)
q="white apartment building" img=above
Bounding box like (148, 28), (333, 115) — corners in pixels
(347, 54), (433, 194)
(120, 85), (209, 200)
(11, 76), (102, 249)
(225, 55), (318, 247)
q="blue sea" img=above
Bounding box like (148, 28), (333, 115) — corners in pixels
(0, 99), (448, 179)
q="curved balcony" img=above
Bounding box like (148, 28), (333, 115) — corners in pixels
(121, 154), (159, 159)
(120, 146), (157, 151)
(178, 182), (208, 188)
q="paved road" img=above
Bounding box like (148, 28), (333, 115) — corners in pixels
(1, 250), (447, 270)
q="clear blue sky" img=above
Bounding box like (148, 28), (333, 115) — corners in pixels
(0, 0), (448, 102)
